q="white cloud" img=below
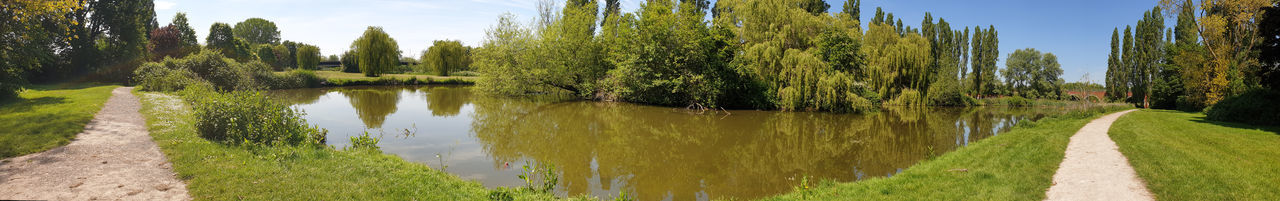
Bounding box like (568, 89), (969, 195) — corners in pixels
(155, 1), (176, 10)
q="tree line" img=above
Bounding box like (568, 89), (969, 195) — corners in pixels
(1105, 0), (1280, 111)
(473, 0), (1068, 112)
(1, 0), (481, 100)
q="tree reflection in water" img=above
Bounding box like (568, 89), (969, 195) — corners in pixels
(269, 86), (1057, 200)
(470, 97), (1043, 200)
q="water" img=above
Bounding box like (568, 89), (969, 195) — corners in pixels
(269, 86), (1060, 200)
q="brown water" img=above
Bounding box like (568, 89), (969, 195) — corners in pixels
(270, 86), (1060, 200)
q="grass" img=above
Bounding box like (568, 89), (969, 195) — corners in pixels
(310, 71), (477, 85)
(0, 85), (118, 158)
(1109, 110), (1280, 200)
(136, 92), (560, 200)
(762, 105), (1132, 200)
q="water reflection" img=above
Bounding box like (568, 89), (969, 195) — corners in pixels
(269, 86), (1061, 200)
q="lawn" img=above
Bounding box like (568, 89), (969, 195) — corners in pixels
(0, 85), (118, 158)
(762, 105), (1132, 200)
(1109, 110), (1280, 200)
(136, 92), (560, 200)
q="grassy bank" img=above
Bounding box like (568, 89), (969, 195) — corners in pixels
(310, 71), (476, 86)
(762, 105), (1131, 200)
(1110, 110), (1280, 200)
(136, 92), (559, 200)
(0, 85), (118, 158)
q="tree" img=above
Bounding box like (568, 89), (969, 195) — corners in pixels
(172, 12), (198, 47)
(843, 0), (860, 22)
(1107, 28), (1126, 100)
(1004, 48), (1041, 97)
(233, 18), (281, 45)
(1259, 3), (1280, 90)
(0, 0), (83, 99)
(341, 50), (359, 73)
(799, 0), (829, 15)
(149, 25), (191, 61)
(255, 44), (278, 68)
(296, 44), (321, 70)
(1122, 26), (1135, 98)
(351, 26), (401, 77)
(280, 40), (300, 68)
(207, 23), (237, 57)
(420, 40), (468, 76)
(79, 0), (156, 82)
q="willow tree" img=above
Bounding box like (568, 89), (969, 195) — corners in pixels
(296, 44), (321, 70)
(351, 26), (400, 77)
(419, 40), (468, 76)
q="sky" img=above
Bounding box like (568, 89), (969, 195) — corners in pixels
(154, 0), (1171, 84)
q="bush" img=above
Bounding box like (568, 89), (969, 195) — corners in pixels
(182, 86), (327, 146)
(1206, 89), (1280, 126)
(174, 51), (261, 91)
(260, 70), (323, 89)
(347, 131), (380, 151)
(133, 61), (211, 92)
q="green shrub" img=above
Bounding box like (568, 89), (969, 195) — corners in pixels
(347, 131), (381, 151)
(260, 70), (323, 89)
(1206, 89), (1280, 126)
(182, 86), (327, 146)
(133, 61), (211, 92)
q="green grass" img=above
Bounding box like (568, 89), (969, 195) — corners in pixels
(762, 106), (1132, 200)
(136, 92), (559, 200)
(1110, 110), (1280, 200)
(0, 85), (118, 158)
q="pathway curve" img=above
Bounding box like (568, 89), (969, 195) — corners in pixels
(1045, 109), (1151, 201)
(0, 87), (190, 200)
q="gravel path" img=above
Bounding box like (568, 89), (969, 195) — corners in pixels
(1046, 109), (1152, 201)
(0, 87), (190, 200)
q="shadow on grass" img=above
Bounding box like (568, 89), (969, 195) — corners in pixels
(0, 97), (69, 113)
(1185, 113), (1280, 136)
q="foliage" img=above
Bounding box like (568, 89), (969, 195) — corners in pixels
(0, 85), (116, 158)
(254, 44), (278, 68)
(419, 40), (469, 76)
(181, 86), (326, 146)
(1107, 28), (1128, 100)
(133, 61), (208, 92)
(347, 131), (381, 152)
(149, 26), (191, 60)
(351, 26), (401, 77)
(171, 12), (198, 47)
(206, 23), (254, 61)
(1002, 48), (1063, 99)
(885, 88), (925, 106)
(0, 0), (77, 98)
(133, 50), (324, 92)
(295, 44), (321, 70)
(232, 18), (281, 45)
(1205, 89), (1280, 126)
(969, 26), (1000, 97)
(341, 50), (360, 73)
(517, 161), (559, 194)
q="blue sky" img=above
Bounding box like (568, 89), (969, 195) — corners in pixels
(154, 0), (1169, 84)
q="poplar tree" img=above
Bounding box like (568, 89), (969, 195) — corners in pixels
(843, 0), (860, 22)
(1107, 28), (1125, 100)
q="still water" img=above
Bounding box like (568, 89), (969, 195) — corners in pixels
(269, 86), (1060, 200)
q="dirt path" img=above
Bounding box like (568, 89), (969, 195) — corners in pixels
(1046, 109), (1152, 201)
(0, 87), (189, 200)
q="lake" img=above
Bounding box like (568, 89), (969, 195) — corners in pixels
(269, 85), (1061, 200)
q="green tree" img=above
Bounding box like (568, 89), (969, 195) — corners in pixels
(255, 44), (278, 68)
(419, 40), (468, 76)
(232, 18), (281, 45)
(842, 0), (860, 22)
(172, 12), (198, 47)
(1107, 28), (1126, 100)
(341, 50), (360, 73)
(0, 0), (83, 99)
(351, 26), (401, 77)
(296, 44), (321, 70)
(207, 23), (237, 57)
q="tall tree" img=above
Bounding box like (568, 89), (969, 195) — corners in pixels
(0, 0), (83, 98)
(602, 0), (621, 27)
(799, 0), (829, 15)
(1122, 25), (1134, 99)
(172, 12), (198, 47)
(1107, 28), (1126, 100)
(843, 0), (860, 22)
(351, 26), (401, 77)
(232, 18), (281, 45)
